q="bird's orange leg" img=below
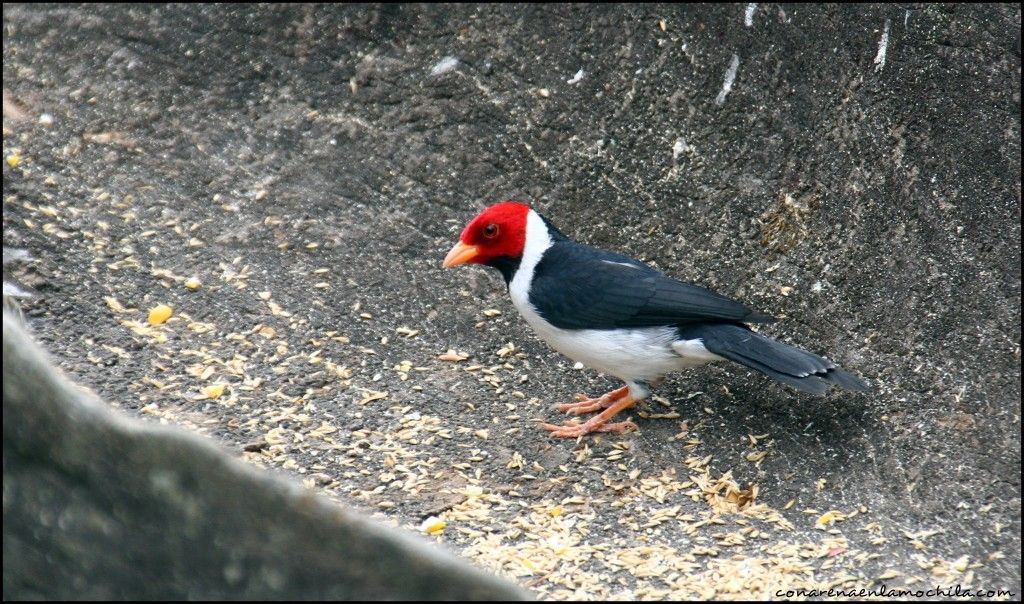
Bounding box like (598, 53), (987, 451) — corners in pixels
(541, 392), (639, 438)
(553, 386), (630, 415)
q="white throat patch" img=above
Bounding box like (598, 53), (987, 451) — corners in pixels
(508, 210), (553, 304)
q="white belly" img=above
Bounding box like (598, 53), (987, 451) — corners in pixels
(511, 293), (721, 383)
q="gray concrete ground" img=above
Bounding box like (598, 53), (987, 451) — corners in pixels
(4, 3), (1020, 599)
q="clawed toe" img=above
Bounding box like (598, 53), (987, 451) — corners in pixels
(541, 419), (638, 439)
(554, 397), (605, 415)
(541, 385), (637, 439)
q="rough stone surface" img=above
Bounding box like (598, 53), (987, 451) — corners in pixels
(3, 312), (528, 601)
(3, 3), (1020, 599)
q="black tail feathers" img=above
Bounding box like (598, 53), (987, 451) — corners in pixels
(679, 323), (870, 395)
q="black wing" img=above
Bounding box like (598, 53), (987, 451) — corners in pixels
(528, 241), (774, 330)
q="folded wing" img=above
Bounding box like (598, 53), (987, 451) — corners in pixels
(528, 242), (774, 330)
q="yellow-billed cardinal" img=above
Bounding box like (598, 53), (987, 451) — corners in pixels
(443, 202), (869, 438)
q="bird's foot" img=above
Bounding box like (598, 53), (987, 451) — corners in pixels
(542, 391), (638, 439)
(541, 418), (639, 439)
(553, 385), (630, 415)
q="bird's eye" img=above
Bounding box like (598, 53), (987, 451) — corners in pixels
(482, 223), (499, 239)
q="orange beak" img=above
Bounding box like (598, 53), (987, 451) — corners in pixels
(443, 241), (481, 268)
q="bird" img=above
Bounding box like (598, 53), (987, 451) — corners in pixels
(442, 201), (869, 438)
